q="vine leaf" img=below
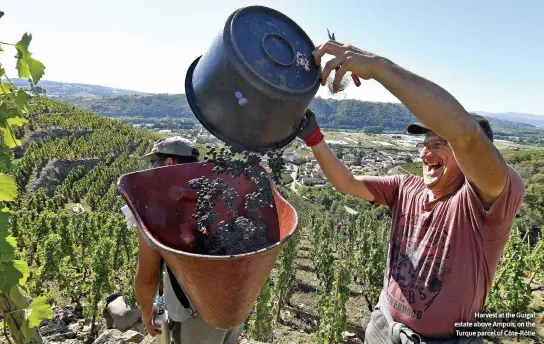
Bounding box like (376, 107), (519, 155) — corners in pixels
(9, 285), (27, 309)
(14, 260), (30, 285)
(0, 103), (23, 148)
(0, 261), (23, 292)
(0, 83), (14, 94)
(26, 296), (53, 328)
(0, 207), (11, 229)
(0, 223), (16, 260)
(0, 142), (13, 172)
(15, 33), (45, 84)
(0, 173), (17, 201)
(15, 89), (31, 111)
(21, 321), (35, 342)
(8, 116), (28, 127)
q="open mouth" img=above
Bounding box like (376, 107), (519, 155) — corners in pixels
(426, 162), (443, 173)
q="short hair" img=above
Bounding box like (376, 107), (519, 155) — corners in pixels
(154, 152), (199, 164)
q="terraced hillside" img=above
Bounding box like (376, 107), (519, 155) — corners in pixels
(3, 97), (542, 344)
(6, 97), (162, 340)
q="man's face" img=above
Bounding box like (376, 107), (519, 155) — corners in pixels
(418, 132), (463, 189)
(151, 156), (175, 167)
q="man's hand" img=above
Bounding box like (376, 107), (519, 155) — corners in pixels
(312, 41), (388, 93)
(298, 109), (324, 147)
(297, 109), (375, 201)
(298, 109), (318, 140)
(142, 304), (161, 336)
(313, 39), (509, 204)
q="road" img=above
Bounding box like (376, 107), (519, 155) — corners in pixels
(289, 164), (299, 194)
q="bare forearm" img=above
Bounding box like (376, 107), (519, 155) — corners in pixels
(310, 141), (354, 192)
(135, 267), (159, 314)
(373, 59), (478, 142)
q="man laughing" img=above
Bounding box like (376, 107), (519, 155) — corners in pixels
(298, 39), (525, 343)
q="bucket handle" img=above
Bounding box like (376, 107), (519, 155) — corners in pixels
(261, 33), (295, 67)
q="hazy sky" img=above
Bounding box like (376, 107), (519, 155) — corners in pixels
(2, 0), (543, 114)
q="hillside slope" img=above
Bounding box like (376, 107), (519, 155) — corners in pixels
(6, 78), (145, 98)
(5, 97), (542, 344)
(7, 97), (162, 340)
(476, 111), (544, 127)
(60, 93), (538, 133)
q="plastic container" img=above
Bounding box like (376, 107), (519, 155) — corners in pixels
(185, 5), (321, 152)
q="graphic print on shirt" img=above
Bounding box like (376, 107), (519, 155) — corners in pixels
(386, 213), (452, 319)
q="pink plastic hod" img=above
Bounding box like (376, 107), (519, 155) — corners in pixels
(117, 162), (298, 329)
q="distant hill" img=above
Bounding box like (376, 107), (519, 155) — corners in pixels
(475, 111), (544, 128)
(61, 94), (192, 119)
(60, 93), (538, 133)
(6, 78), (145, 98)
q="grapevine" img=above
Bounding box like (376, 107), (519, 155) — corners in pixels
(274, 225), (299, 322)
(0, 21), (52, 344)
(316, 259), (350, 344)
(485, 226), (533, 316)
(248, 278), (275, 342)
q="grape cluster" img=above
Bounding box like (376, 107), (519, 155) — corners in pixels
(244, 171), (274, 212)
(189, 177), (228, 234)
(204, 146), (247, 178)
(199, 216), (269, 255)
(187, 144), (287, 255)
(200, 220), (241, 255)
(222, 187), (239, 220)
(236, 216), (268, 252)
(267, 150), (286, 185)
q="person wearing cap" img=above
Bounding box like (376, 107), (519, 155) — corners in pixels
(298, 41), (525, 343)
(120, 136), (244, 344)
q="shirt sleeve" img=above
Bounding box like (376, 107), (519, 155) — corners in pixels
(121, 205), (159, 250)
(361, 175), (403, 208)
(463, 164), (525, 241)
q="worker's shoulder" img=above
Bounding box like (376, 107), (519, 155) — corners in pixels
(396, 173), (425, 191)
(505, 163), (525, 191)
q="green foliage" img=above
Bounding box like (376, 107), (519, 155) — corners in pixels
(0, 92), (154, 342)
(274, 225), (299, 321)
(312, 215), (335, 294)
(62, 93), (195, 119)
(485, 227), (532, 314)
(14, 34), (45, 85)
(316, 260), (350, 344)
(0, 28), (52, 344)
(26, 296), (52, 328)
(353, 213), (390, 311)
(248, 278), (275, 342)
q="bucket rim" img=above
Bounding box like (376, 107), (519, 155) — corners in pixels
(228, 5), (322, 95)
(118, 163), (299, 260)
(184, 55), (300, 153)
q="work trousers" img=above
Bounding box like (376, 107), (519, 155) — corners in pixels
(364, 290), (484, 344)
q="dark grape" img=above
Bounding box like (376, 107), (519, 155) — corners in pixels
(189, 142), (287, 255)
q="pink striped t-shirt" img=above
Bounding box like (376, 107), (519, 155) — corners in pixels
(362, 165), (525, 339)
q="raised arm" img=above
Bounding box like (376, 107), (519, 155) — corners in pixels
(313, 41), (508, 204)
(297, 110), (375, 201)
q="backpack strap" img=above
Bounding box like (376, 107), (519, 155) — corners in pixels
(158, 259), (164, 297)
(160, 258), (196, 317)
